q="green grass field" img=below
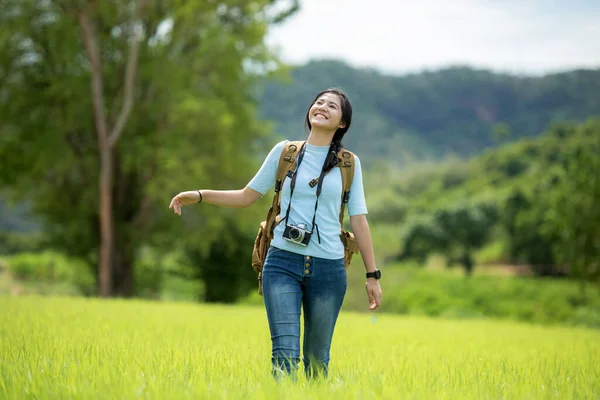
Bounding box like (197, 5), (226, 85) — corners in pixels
(1, 295), (599, 399)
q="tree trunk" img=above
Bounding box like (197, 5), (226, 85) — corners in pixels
(461, 249), (474, 277)
(113, 245), (135, 297)
(78, 9), (115, 297)
(77, 1), (147, 297)
(122, 259), (134, 297)
(98, 148), (114, 296)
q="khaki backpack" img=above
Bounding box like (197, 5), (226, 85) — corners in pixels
(251, 140), (360, 295)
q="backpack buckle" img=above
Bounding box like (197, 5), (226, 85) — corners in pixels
(343, 191), (350, 203)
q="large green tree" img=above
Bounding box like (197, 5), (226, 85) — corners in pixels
(0, 0), (298, 297)
(542, 119), (600, 291)
(397, 203), (497, 276)
(500, 189), (561, 276)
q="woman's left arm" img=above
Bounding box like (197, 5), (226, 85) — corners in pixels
(350, 214), (383, 311)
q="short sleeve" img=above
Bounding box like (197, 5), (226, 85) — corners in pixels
(246, 140), (288, 196)
(347, 155), (368, 216)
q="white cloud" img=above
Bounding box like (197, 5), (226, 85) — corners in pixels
(265, 0), (600, 75)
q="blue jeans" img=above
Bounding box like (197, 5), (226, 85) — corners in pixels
(261, 246), (347, 379)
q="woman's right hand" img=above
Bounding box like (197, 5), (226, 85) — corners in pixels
(169, 190), (201, 216)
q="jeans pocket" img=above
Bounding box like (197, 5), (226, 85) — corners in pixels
(267, 246), (284, 256)
(264, 246), (284, 269)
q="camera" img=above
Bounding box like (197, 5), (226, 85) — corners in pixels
(282, 223), (312, 246)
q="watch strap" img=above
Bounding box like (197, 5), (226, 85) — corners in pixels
(366, 270), (381, 279)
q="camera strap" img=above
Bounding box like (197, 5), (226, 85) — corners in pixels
(283, 143), (329, 244)
(309, 165), (328, 244)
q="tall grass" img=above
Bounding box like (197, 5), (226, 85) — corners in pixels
(1, 295), (599, 399)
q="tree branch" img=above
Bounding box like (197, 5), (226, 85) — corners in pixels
(267, 0), (300, 25)
(108, 0), (149, 148)
(77, 8), (109, 146)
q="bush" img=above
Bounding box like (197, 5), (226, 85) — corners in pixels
(134, 247), (202, 301)
(6, 251), (95, 295)
(364, 265), (600, 329)
(0, 232), (46, 255)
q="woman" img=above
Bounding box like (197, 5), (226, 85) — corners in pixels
(169, 88), (383, 379)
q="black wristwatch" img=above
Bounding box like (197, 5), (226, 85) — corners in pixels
(366, 269), (381, 280)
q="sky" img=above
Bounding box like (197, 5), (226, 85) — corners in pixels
(265, 0), (600, 76)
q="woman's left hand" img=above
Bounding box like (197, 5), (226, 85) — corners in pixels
(366, 279), (382, 311)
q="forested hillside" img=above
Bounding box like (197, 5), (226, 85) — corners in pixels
(259, 60), (600, 165)
(365, 118), (600, 283)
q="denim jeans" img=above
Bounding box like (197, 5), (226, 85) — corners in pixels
(261, 245), (347, 379)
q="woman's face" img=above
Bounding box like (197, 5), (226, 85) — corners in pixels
(308, 92), (346, 131)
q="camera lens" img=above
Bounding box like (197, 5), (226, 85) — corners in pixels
(289, 228), (300, 240)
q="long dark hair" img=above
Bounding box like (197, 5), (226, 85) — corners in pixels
(304, 87), (353, 173)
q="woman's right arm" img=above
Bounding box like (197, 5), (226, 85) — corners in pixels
(169, 187), (262, 216)
(169, 140), (287, 216)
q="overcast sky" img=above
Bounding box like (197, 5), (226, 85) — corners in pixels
(265, 0), (600, 76)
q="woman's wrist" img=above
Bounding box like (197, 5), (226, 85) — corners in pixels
(364, 264), (377, 273)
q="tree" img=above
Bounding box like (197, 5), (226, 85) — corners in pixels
(185, 215), (257, 303)
(0, 0), (298, 298)
(68, 0), (148, 298)
(434, 204), (497, 276)
(397, 203), (497, 276)
(500, 189), (562, 276)
(543, 119), (600, 292)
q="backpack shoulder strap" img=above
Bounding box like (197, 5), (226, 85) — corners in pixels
(274, 140), (304, 193)
(337, 148), (355, 226)
(265, 140), (305, 235)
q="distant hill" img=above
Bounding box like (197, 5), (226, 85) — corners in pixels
(258, 60), (600, 165)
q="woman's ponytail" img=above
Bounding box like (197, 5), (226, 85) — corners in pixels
(323, 131), (345, 174)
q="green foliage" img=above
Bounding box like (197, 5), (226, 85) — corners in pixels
(259, 60), (600, 165)
(397, 203), (497, 276)
(502, 189), (561, 274)
(364, 118), (600, 281)
(0, 231), (46, 255)
(184, 215), (258, 303)
(542, 119), (600, 285)
(0, 0), (297, 300)
(5, 251), (95, 295)
(133, 246), (203, 301)
(381, 266), (600, 329)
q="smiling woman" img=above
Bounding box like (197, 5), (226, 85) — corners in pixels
(168, 87), (382, 380)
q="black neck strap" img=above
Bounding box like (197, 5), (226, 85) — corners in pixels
(283, 143), (330, 244)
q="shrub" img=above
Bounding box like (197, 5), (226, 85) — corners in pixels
(6, 251), (95, 295)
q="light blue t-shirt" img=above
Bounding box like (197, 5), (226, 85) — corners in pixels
(247, 140), (368, 260)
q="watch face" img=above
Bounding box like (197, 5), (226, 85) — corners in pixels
(367, 270), (381, 279)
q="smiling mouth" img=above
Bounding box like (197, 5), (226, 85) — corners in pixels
(314, 113), (328, 119)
